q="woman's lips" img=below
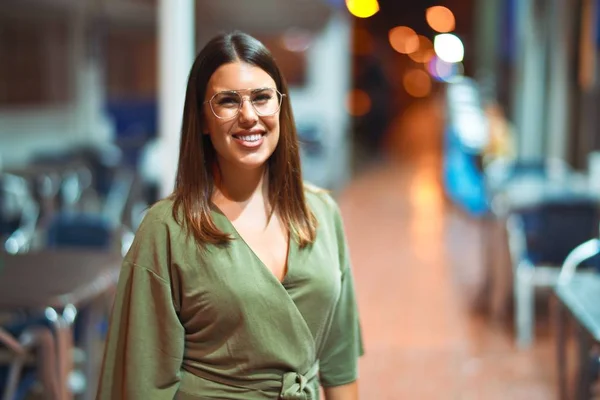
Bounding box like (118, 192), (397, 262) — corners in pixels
(232, 132), (265, 148)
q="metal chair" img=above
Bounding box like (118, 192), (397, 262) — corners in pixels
(555, 236), (600, 399)
(0, 174), (40, 254)
(481, 158), (575, 319)
(0, 321), (60, 400)
(507, 196), (600, 348)
(484, 157), (572, 216)
(44, 208), (132, 399)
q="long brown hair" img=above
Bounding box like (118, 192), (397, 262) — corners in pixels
(171, 31), (317, 248)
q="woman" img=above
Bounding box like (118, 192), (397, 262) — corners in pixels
(97, 31), (363, 400)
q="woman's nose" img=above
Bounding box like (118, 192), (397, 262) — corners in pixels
(238, 99), (258, 124)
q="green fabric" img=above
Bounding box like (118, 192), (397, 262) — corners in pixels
(97, 188), (363, 399)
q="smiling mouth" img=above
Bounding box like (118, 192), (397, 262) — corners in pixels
(232, 132), (265, 142)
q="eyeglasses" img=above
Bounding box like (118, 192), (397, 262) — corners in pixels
(204, 87), (285, 120)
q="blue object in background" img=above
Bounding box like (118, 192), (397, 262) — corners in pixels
(105, 99), (158, 168)
(105, 99), (157, 140)
(442, 126), (489, 217)
(596, 0), (600, 49)
(501, 0), (517, 62)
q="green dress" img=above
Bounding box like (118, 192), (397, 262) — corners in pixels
(97, 188), (363, 400)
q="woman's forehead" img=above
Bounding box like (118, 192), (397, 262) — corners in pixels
(208, 62), (275, 93)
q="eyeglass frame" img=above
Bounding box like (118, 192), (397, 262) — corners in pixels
(203, 87), (287, 120)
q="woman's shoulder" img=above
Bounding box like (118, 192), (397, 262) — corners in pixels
(145, 197), (176, 219)
(303, 182), (347, 251)
(139, 198), (176, 224)
(134, 197), (180, 236)
(303, 182), (341, 219)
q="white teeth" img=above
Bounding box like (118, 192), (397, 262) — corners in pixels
(237, 134), (262, 142)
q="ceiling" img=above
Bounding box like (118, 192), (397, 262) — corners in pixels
(0, 0), (334, 34)
(196, 0), (334, 35)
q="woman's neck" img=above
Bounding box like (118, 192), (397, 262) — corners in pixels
(212, 159), (269, 208)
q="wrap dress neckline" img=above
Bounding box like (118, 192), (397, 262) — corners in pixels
(210, 206), (318, 399)
(210, 204), (295, 285)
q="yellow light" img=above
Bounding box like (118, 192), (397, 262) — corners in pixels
(389, 26), (419, 54)
(426, 6), (455, 33)
(346, 0), (380, 18)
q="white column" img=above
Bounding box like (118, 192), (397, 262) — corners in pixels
(307, 12), (352, 189)
(473, 0), (501, 99)
(546, 0), (575, 161)
(158, 0), (195, 197)
(511, 0), (548, 160)
(72, 4), (113, 146)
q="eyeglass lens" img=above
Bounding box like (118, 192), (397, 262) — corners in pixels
(210, 88), (281, 119)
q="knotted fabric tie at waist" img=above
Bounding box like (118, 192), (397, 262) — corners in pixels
(279, 362), (319, 400)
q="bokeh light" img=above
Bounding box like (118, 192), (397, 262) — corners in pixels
(426, 6), (456, 33)
(403, 69), (432, 98)
(434, 33), (464, 63)
(281, 28), (313, 52)
(428, 56), (464, 82)
(407, 35), (435, 63)
(345, 0), (380, 18)
(389, 26), (419, 54)
(346, 89), (372, 116)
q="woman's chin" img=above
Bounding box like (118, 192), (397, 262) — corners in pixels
(233, 148), (275, 169)
(224, 153), (270, 171)
(236, 159), (269, 171)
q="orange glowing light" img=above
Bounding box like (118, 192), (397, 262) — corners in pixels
(346, 89), (372, 116)
(346, 0), (380, 18)
(389, 26), (419, 54)
(403, 69), (432, 98)
(407, 35), (435, 63)
(426, 6), (455, 33)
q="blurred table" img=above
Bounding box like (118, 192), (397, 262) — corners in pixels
(554, 275), (600, 400)
(0, 250), (121, 400)
(491, 172), (596, 216)
(485, 172), (600, 321)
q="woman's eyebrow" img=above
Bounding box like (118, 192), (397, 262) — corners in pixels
(215, 89), (238, 94)
(250, 87), (271, 93)
(212, 86), (273, 95)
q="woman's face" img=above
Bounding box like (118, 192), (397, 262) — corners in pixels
(203, 61), (281, 171)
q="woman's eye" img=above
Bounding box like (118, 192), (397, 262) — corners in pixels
(252, 94), (272, 104)
(217, 97), (240, 107)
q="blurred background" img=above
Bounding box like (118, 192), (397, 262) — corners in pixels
(1, 0), (600, 398)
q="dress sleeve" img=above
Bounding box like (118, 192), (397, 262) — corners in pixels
(318, 202), (364, 388)
(97, 216), (185, 399)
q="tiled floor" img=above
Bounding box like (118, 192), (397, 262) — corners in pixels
(337, 97), (561, 399)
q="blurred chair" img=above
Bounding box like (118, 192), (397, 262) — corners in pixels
(47, 165), (135, 253)
(481, 157), (579, 320)
(0, 322), (59, 400)
(31, 172), (62, 228)
(101, 168), (135, 228)
(58, 167), (93, 213)
(485, 157), (572, 215)
(46, 213), (114, 250)
(71, 145), (122, 200)
(44, 201), (133, 399)
(507, 196), (600, 348)
(558, 237), (600, 284)
(555, 237), (600, 399)
(31, 145), (124, 216)
(46, 212), (133, 257)
(0, 174), (40, 254)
